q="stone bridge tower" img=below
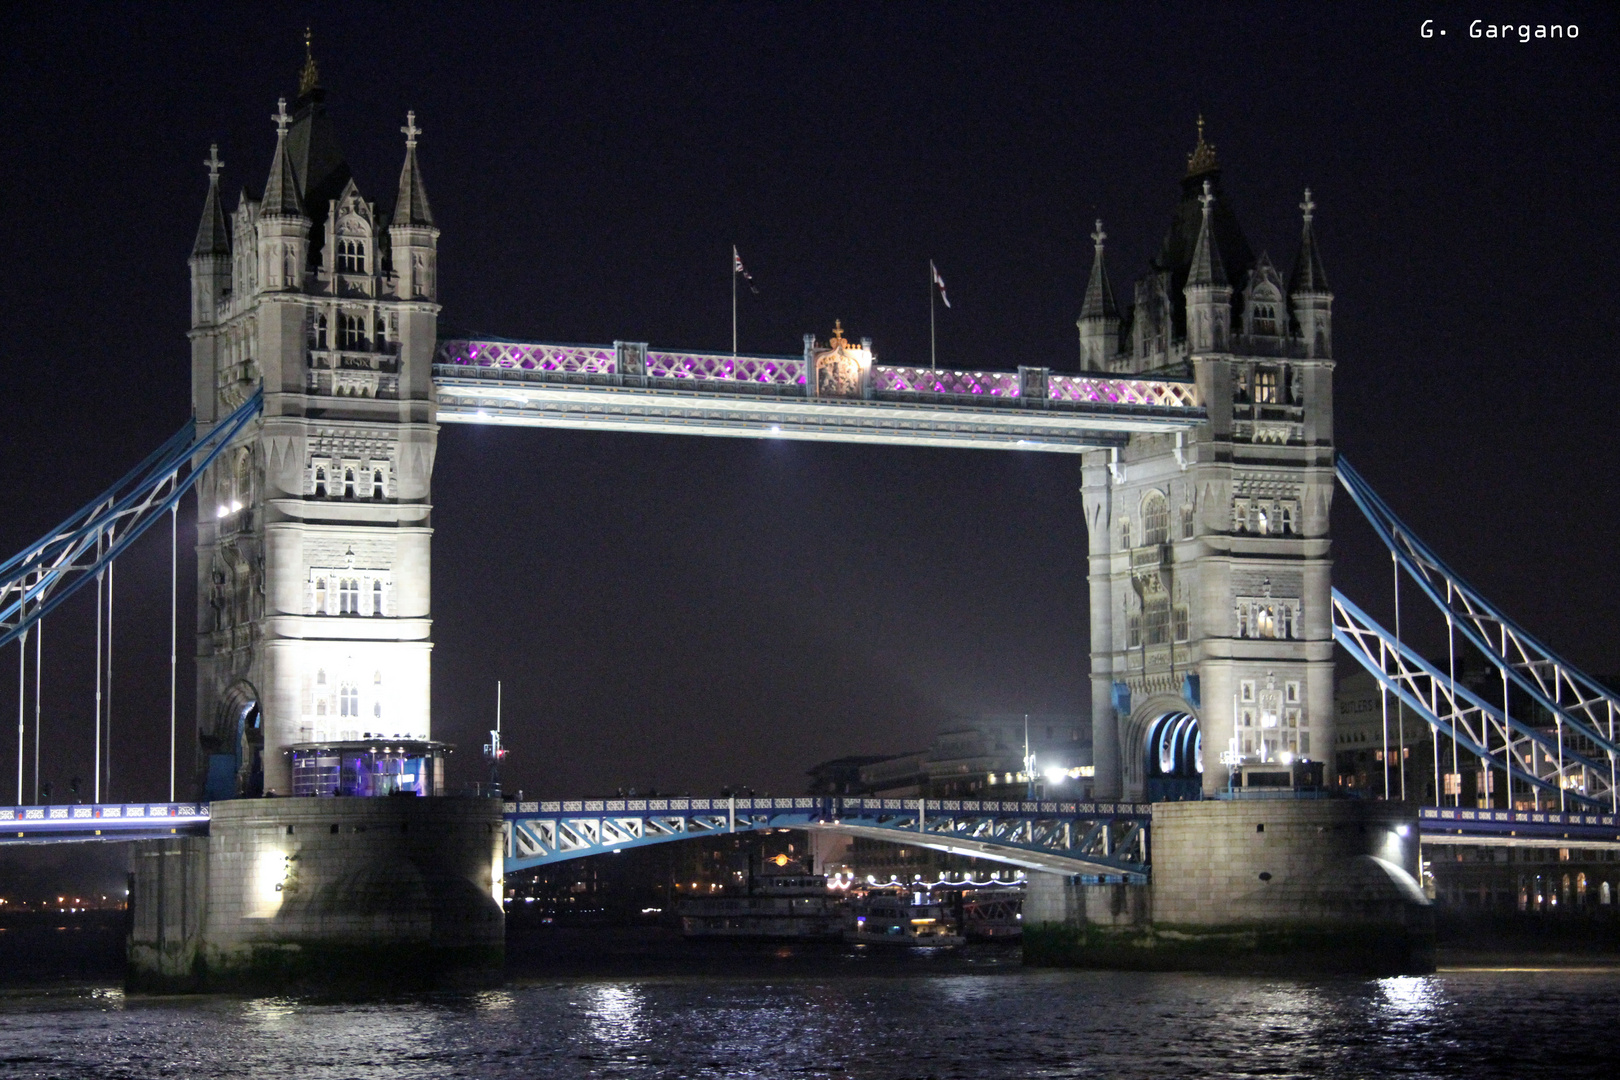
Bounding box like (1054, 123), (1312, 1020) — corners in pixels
(1080, 122), (1335, 800)
(186, 51), (439, 797)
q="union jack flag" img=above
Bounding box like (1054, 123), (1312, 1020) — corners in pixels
(733, 246), (759, 293)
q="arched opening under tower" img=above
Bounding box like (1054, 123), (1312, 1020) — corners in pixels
(203, 682), (264, 800)
(1144, 710), (1202, 802)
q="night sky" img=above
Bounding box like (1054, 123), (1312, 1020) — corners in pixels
(1, 2), (1616, 825)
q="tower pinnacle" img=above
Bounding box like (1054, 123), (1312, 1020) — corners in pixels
(262, 97), (303, 216)
(392, 110), (434, 227)
(1186, 114), (1220, 178)
(299, 28), (321, 98)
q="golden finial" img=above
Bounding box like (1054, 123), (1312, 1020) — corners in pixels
(830, 320), (850, 349)
(298, 27), (321, 97)
(1186, 113), (1219, 177)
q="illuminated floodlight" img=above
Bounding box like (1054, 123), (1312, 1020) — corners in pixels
(1044, 766), (1068, 785)
(1395, 824), (1410, 838)
(215, 505), (228, 518)
(230, 500), (242, 513)
(1278, 751), (1295, 765)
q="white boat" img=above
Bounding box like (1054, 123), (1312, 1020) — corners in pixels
(679, 872), (844, 940)
(844, 893), (965, 946)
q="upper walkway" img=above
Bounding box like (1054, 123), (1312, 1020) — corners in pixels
(432, 339), (1204, 452)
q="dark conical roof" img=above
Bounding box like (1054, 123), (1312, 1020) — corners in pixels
(1186, 181), (1227, 288)
(192, 145), (230, 258)
(1288, 189), (1330, 295)
(262, 99), (305, 217)
(1080, 220), (1118, 320)
(393, 112), (434, 227)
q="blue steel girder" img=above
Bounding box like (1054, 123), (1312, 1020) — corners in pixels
(1332, 589), (1612, 810)
(0, 392), (264, 649)
(503, 796), (1151, 880)
(1336, 459), (1620, 785)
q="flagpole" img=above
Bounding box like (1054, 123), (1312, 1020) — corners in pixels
(732, 248), (738, 357)
(929, 262), (936, 370)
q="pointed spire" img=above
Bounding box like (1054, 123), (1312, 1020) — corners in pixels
(298, 27), (321, 99)
(262, 98), (305, 217)
(1186, 113), (1220, 178)
(1080, 218), (1118, 319)
(1186, 180), (1226, 287)
(392, 110), (434, 227)
(1288, 187), (1329, 295)
(191, 144), (230, 257)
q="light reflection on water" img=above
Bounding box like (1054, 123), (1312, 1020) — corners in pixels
(0, 967), (1613, 1079)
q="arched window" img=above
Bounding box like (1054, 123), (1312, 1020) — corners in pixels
(338, 238), (365, 274)
(316, 700), (326, 716)
(316, 668), (326, 686)
(1173, 606), (1190, 642)
(1141, 493), (1169, 546)
(372, 469), (385, 497)
(344, 469), (356, 498)
(1180, 504), (1195, 540)
(339, 578), (359, 615)
(1254, 367), (1279, 404)
(340, 312), (365, 349)
(373, 700), (383, 719)
(372, 580), (384, 616)
(1144, 595), (1171, 646)
(1119, 518), (1131, 549)
(314, 467), (327, 498)
(312, 313), (329, 350)
(314, 578), (327, 614)
(373, 670), (382, 685)
(340, 683), (359, 717)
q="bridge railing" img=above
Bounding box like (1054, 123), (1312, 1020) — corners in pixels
(1, 802), (210, 837)
(508, 796), (1150, 816)
(434, 339), (1202, 413)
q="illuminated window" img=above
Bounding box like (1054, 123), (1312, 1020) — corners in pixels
(340, 683), (358, 717)
(1254, 367), (1279, 404)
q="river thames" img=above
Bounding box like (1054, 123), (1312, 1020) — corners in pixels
(0, 945), (1612, 1079)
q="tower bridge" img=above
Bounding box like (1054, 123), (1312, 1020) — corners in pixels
(3, 57), (1617, 985)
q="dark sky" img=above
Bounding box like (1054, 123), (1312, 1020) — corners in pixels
(1, 2), (1616, 814)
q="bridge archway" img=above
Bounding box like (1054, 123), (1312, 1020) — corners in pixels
(204, 681), (263, 800)
(1143, 710), (1201, 802)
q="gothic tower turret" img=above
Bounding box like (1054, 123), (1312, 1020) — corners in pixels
(1083, 124), (1335, 803)
(1289, 188), (1333, 359)
(1077, 219), (1120, 370)
(190, 51), (440, 799)
(1183, 181), (1231, 352)
(189, 145), (231, 329)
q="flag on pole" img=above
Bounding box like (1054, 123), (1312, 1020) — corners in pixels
(931, 260), (950, 308)
(733, 246), (759, 293)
